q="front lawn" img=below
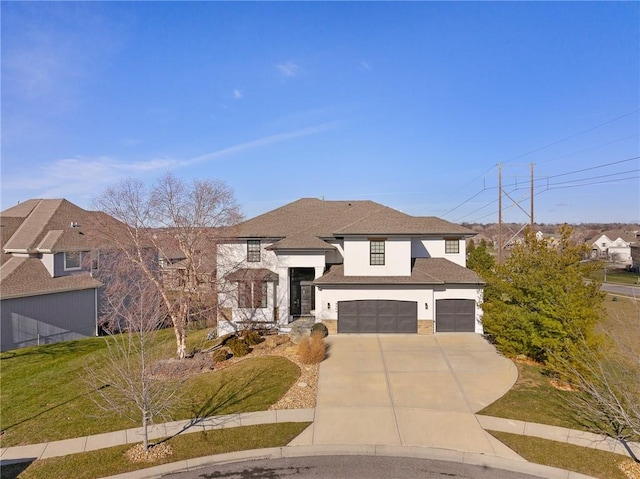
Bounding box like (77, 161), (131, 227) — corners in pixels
(592, 268), (640, 285)
(478, 360), (579, 429)
(0, 422), (310, 479)
(0, 330), (300, 447)
(488, 431), (630, 479)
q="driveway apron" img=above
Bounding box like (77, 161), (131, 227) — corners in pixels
(304, 334), (519, 458)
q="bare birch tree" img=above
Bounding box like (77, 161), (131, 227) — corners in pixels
(554, 298), (640, 461)
(86, 252), (184, 451)
(93, 173), (242, 359)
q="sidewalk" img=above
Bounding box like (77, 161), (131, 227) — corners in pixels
(1, 411), (637, 465)
(0, 409), (315, 464)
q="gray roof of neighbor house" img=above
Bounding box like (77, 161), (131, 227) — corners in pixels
(0, 199), (108, 299)
(232, 198), (475, 244)
(314, 258), (484, 286)
(589, 229), (639, 246)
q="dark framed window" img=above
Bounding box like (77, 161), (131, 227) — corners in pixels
(64, 252), (81, 270)
(370, 239), (385, 265)
(238, 281), (267, 308)
(445, 239), (460, 254)
(247, 240), (261, 262)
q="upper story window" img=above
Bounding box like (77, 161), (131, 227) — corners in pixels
(370, 239), (385, 265)
(64, 252), (82, 271)
(445, 239), (460, 254)
(247, 240), (261, 262)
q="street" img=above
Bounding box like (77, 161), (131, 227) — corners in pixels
(162, 456), (545, 479)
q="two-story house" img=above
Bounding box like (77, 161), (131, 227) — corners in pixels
(1, 199), (106, 351)
(589, 229), (639, 268)
(216, 198), (484, 335)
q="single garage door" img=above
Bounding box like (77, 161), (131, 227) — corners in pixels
(337, 300), (417, 333)
(436, 299), (476, 332)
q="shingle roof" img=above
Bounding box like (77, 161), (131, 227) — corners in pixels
(266, 234), (336, 251)
(589, 230), (639, 246)
(224, 268), (279, 282)
(314, 258), (484, 286)
(233, 198), (475, 239)
(0, 256), (101, 299)
(2, 199), (94, 253)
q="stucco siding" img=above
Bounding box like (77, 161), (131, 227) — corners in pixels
(1, 289), (98, 351)
(411, 238), (466, 267)
(343, 237), (411, 276)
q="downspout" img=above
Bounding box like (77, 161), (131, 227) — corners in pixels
(94, 287), (99, 336)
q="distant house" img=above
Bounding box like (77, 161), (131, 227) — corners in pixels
(1, 199), (107, 351)
(217, 198), (484, 335)
(589, 229), (639, 268)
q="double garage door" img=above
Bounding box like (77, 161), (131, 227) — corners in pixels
(337, 300), (417, 333)
(337, 299), (476, 333)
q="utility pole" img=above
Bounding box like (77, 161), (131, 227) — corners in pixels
(497, 163), (535, 263)
(498, 163), (503, 263)
(530, 162), (535, 228)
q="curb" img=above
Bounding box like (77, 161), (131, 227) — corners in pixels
(99, 444), (599, 479)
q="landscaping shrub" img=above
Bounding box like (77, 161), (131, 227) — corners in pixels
(211, 348), (230, 363)
(226, 338), (250, 357)
(298, 333), (325, 364)
(243, 330), (264, 346)
(311, 322), (329, 338)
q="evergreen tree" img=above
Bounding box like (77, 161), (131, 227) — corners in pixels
(482, 225), (604, 366)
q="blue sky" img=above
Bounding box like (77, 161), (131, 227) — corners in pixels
(2, 2), (638, 224)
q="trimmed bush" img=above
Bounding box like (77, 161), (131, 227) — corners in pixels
(227, 338), (250, 357)
(211, 348), (230, 363)
(243, 330), (264, 346)
(298, 334), (325, 364)
(311, 322), (329, 338)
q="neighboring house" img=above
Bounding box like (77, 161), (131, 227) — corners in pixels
(217, 198), (484, 335)
(1, 199), (105, 351)
(589, 230), (639, 268)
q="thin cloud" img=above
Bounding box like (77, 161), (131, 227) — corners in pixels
(1, 122), (340, 206)
(360, 61), (372, 71)
(233, 89), (243, 99)
(277, 61), (300, 78)
(187, 121), (341, 165)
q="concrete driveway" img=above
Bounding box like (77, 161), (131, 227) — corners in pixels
(291, 334), (520, 458)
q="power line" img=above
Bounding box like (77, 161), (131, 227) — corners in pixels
(503, 109), (640, 164)
(536, 134), (640, 165)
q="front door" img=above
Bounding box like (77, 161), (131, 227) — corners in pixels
(289, 268), (315, 317)
(300, 281), (313, 315)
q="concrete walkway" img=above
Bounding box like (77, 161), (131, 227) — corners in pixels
(292, 334), (521, 459)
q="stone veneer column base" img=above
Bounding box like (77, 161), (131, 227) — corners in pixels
(321, 320), (337, 335)
(418, 320), (434, 335)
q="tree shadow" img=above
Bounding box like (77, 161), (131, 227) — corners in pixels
(0, 459), (35, 479)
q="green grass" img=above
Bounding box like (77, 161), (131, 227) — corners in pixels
(0, 330), (300, 447)
(592, 268), (640, 285)
(488, 431), (630, 479)
(478, 361), (579, 429)
(0, 422), (310, 479)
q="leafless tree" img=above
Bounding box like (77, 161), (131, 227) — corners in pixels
(554, 298), (640, 461)
(93, 173), (242, 359)
(85, 253), (184, 451)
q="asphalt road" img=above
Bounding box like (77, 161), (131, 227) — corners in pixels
(601, 282), (640, 297)
(162, 456), (544, 479)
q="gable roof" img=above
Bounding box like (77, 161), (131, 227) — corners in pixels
(2, 199), (94, 254)
(233, 198), (474, 240)
(0, 256), (101, 300)
(314, 257), (484, 286)
(589, 229), (639, 246)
